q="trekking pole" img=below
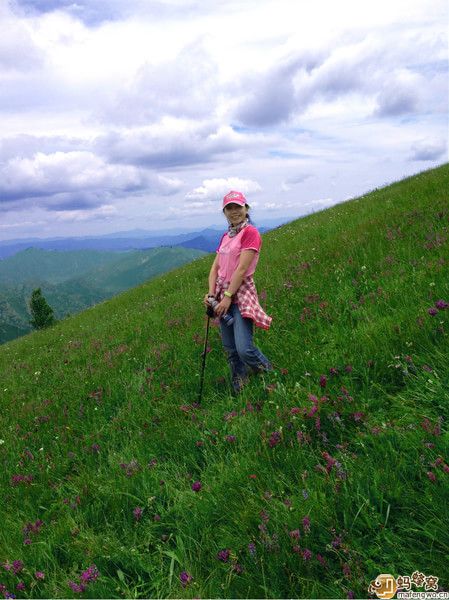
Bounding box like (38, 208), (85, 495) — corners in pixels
(198, 311), (212, 404)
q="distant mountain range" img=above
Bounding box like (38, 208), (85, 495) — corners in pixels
(0, 218), (291, 343)
(0, 246), (206, 344)
(0, 228), (220, 258)
(0, 217), (289, 259)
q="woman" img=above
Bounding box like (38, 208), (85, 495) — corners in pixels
(203, 190), (273, 396)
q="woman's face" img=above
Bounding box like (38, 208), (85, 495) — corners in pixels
(224, 203), (247, 226)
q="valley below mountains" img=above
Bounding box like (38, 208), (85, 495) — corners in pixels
(0, 246), (206, 344)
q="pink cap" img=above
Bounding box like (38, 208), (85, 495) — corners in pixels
(222, 190), (247, 211)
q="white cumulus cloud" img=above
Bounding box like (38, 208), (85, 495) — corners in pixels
(185, 178), (262, 204)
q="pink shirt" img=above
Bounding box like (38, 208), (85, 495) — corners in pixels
(216, 224), (262, 283)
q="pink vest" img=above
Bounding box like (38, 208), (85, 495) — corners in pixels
(216, 225), (261, 283)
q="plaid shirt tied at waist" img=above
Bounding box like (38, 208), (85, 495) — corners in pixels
(213, 275), (272, 330)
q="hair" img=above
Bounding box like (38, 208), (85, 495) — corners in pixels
(245, 204), (255, 226)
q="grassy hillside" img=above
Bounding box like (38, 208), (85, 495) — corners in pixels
(0, 164), (448, 599)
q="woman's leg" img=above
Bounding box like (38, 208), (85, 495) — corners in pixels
(219, 304), (249, 386)
(231, 304), (272, 373)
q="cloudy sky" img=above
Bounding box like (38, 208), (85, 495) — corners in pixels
(0, 0), (447, 240)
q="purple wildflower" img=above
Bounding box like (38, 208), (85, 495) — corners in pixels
(24, 448), (34, 460)
(12, 562), (23, 575)
(428, 307), (438, 316)
(297, 430), (304, 444)
(319, 375), (327, 388)
(248, 542), (256, 557)
(302, 516), (311, 533)
(332, 534), (342, 548)
(23, 519), (44, 535)
(260, 510), (270, 523)
(289, 529), (300, 540)
(80, 565), (99, 584)
(133, 507), (143, 521)
(22, 519), (44, 544)
(225, 435), (236, 443)
(10, 474), (33, 486)
(69, 581), (87, 593)
(306, 404), (318, 417)
(119, 459), (141, 477)
(191, 481), (202, 492)
(302, 548), (313, 560)
(224, 410), (238, 422)
(179, 571), (193, 587)
(217, 549), (230, 562)
(435, 299), (449, 310)
(316, 554), (327, 567)
(352, 411), (365, 422)
(322, 451), (337, 473)
(258, 523), (267, 534)
(268, 431), (281, 447)
(35, 572), (45, 580)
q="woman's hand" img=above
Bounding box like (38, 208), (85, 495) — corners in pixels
(214, 295), (232, 318)
(203, 293), (213, 308)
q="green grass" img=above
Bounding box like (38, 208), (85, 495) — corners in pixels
(1, 163), (448, 599)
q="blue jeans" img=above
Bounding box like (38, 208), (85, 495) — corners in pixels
(219, 303), (272, 380)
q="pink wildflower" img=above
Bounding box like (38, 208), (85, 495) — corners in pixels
(302, 516), (311, 533)
(302, 548), (312, 560)
(289, 529), (300, 540)
(316, 553), (327, 567)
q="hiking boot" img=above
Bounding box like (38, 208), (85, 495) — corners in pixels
(231, 374), (249, 396)
(249, 362), (274, 376)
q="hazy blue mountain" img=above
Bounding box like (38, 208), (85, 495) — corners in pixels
(175, 226), (270, 253)
(0, 218), (290, 259)
(0, 228), (222, 258)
